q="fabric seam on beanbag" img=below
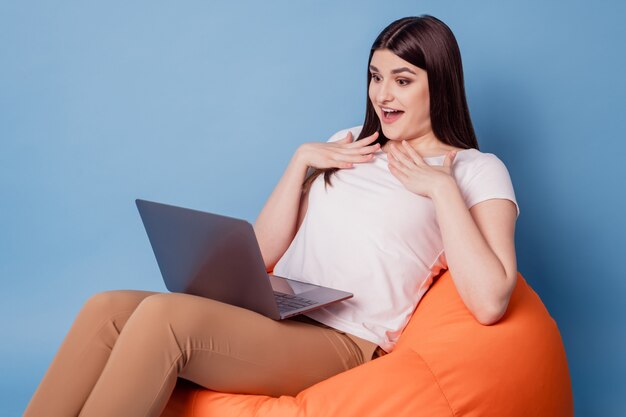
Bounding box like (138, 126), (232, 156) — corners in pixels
(418, 353), (457, 417)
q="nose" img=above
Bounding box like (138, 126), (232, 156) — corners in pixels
(375, 79), (394, 105)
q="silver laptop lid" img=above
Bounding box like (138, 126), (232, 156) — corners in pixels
(136, 199), (282, 319)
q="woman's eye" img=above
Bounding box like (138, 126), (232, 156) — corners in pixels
(370, 74), (410, 86)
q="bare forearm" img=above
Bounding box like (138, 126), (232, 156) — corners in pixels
(254, 130), (379, 269)
(254, 149), (308, 268)
(431, 177), (511, 324)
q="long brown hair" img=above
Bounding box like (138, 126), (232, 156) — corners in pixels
(302, 15), (479, 193)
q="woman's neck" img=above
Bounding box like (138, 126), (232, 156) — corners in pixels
(382, 132), (452, 156)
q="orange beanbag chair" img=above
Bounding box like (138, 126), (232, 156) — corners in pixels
(160, 271), (573, 417)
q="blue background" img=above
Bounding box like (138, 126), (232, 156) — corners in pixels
(1, 1), (624, 415)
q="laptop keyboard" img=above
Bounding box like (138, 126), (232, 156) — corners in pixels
(273, 291), (317, 313)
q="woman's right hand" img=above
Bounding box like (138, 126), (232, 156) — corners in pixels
(295, 130), (380, 169)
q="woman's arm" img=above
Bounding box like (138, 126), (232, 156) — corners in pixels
(431, 181), (518, 325)
(254, 131), (380, 270)
(253, 150), (310, 271)
(387, 141), (518, 325)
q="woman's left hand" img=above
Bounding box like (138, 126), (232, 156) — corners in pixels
(387, 140), (458, 198)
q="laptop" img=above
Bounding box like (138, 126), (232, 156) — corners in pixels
(135, 199), (353, 320)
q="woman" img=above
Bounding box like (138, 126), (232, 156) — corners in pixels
(24, 15), (519, 417)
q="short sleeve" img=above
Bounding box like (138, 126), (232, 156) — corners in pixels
(460, 153), (520, 218)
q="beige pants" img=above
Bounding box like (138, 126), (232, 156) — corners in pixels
(23, 290), (380, 417)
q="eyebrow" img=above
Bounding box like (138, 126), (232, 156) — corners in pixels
(369, 65), (416, 75)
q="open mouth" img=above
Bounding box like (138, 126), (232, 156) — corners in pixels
(382, 109), (404, 123)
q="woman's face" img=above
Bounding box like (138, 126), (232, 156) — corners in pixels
(368, 49), (432, 142)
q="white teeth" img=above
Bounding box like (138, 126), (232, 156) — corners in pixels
(382, 108), (400, 112)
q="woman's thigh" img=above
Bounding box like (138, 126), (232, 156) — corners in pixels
(126, 292), (365, 397)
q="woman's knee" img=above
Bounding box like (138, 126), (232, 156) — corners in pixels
(122, 293), (196, 344)
(81, 290), (156, 319)
(131, 293), (222, 332)
(132, 293), (188, 321)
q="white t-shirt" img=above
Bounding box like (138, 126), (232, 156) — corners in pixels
(273, 125), (520, 352)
